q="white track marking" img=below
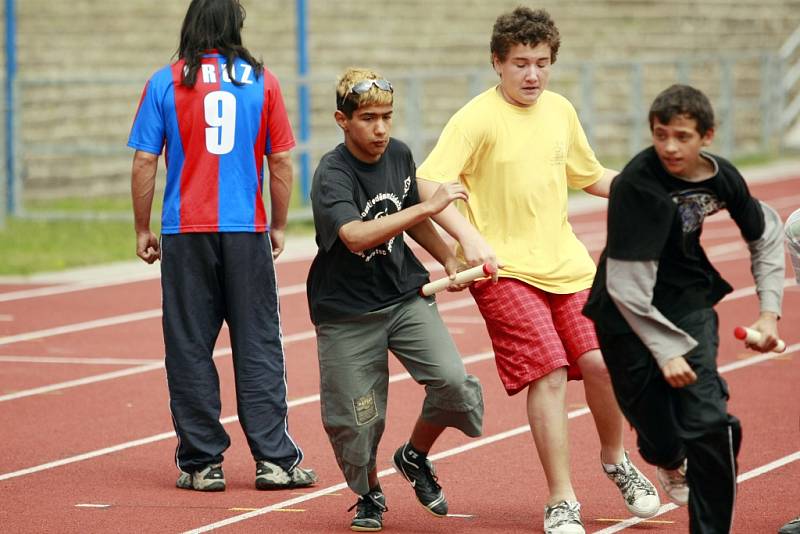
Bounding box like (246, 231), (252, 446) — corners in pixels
(0, 281), (791, 402)
(0, 284), (309, 348)
(0, 351), (494, 481)
(1, 266), (788, 350)
(0, 331), (316, 402)
(0, 310), (162, 347)
(183, 410), (592, 534)
(0, 363), (165, 402)
(1, 344), (791, 490)
(0, 276), (159, 303)
(0, 355), (162, 365)
(183, 417), (798, 533)
(594, 450), (800, 534)
(443, 315), (488, 324)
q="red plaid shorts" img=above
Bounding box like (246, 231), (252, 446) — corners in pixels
(470, 278), (599, 396)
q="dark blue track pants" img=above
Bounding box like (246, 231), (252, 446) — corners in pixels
(161, 232), (303, 473)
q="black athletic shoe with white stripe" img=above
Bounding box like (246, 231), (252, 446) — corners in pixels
(348, 490), (387, 532)
(391, 443), (448, 516)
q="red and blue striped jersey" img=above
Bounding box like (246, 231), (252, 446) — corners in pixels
(128, 51), (295, 234)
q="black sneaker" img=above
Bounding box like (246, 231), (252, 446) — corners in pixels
(348, 491), (387, 532)
(391, 443), (448, 516)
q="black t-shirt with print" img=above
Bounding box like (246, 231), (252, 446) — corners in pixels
(306, 139), (430, 324)
(583, 146), (765, 334)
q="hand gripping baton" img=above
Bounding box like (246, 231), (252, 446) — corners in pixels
(733, 326), (786, 353)
(419, 262), (496, 296)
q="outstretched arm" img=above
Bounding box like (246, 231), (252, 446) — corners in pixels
(744, 201), (784, 351)
(582, 168), (618, 198)
(417, 178), (500, 280)
(131, 150), (160, 264)
(339, 181), (467, 253)
(407, 219), (460, 282)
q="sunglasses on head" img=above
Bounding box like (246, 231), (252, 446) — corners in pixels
(337, 78), (393, 111)
(348, 78), (393, 95)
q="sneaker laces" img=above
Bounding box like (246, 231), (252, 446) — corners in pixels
(419, 459), (442, 492)
(348, 492), (387, 516)
(608, 461), (656, 504)
(545, 500), (582, 528)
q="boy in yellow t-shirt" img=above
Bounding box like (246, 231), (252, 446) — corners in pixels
(417, 7), (659, 534)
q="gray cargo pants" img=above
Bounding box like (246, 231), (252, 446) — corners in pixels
(315, 294), (484, 495)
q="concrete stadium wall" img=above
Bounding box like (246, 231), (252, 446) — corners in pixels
(13, 0), (800, 200)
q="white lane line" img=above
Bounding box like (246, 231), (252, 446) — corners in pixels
(0, 222), (790, 349)
(594, 450), (800, 534)
(443, 315), (487, 324)
(0, 355), (163, 365)
(0, 331), (318, 402)
(0, 279), (789, 403)
(0, 362), (165, 402)
(0, 310), (163, 347)
(0, 284), (308, 348)
(1, 342), (789, 491)
(0, 351), (494, 482)
(0, 276), (159, 303)
(183, 408), (592, 534)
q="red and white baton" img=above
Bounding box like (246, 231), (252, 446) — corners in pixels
(420, 263), (496, 297)
(733, 326), (786, 353)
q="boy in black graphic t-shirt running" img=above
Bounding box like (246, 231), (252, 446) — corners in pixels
(307, 67), (484, 532)
(583, 84), (785, 533)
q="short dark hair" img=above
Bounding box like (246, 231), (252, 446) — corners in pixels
(490, 7), (561, 64)
(177, 0), (263, 88)
(648, 84), (715, 135)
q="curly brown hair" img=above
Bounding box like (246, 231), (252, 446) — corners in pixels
(490, 7), (561, 65)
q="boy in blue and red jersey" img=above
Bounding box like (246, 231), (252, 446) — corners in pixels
(128, 0), (316, 492)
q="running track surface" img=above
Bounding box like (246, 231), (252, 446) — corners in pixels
(1, 171), (799, 534)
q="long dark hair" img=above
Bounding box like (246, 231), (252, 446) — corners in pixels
(177, 0), (263, 87)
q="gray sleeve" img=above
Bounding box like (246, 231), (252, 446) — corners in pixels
(786, 208), (800, 284)
(606, 258), (698, 369)
(747, 201), (785, 315)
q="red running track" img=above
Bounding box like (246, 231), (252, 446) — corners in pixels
(1, 173), (799, 533)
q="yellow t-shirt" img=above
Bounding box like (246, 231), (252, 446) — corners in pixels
(417, 86), (603, 293)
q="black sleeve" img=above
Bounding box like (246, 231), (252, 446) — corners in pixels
(311, 166), (361, 252)
(723, 165), (765, 242)
(404, 156), (420, 208)
(606, 176), (675, 261)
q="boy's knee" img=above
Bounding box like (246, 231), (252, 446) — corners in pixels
(422, 375), (484, 437)
(533, 366), (567, 392)
(577, 349), (610, 380)
(426, 373), (482, 408)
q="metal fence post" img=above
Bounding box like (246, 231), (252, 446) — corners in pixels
(4, 0), (16, 217)
(295, 0), (311, 205)
(719, 57), (735, 157)
(676, 59), (691, 85)
(405, 75), (423, 162)
(760, 53), (777, 154)
(628, 62), (644, 157)
(579, 63), (595, 146)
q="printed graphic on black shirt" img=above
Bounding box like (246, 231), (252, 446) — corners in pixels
(356, 175), (412, 262)
(671, 188), (725, 234)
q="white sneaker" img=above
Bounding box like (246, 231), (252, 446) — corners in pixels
(656, 459), (689, 506)
(544, 500), (585, 534)
(603, 451), (661, 518)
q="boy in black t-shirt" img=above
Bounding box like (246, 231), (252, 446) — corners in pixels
(307, 67), (484, 532)
(583, 84), (785, 533)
